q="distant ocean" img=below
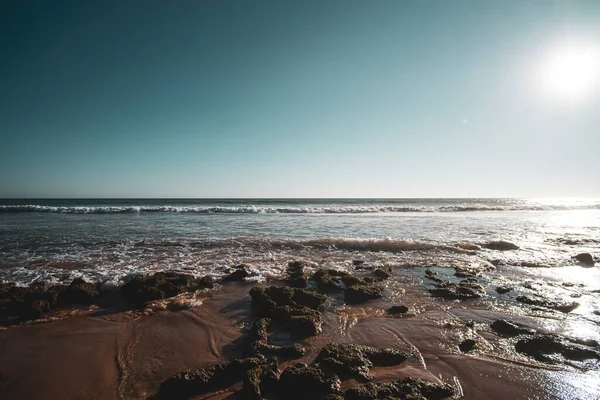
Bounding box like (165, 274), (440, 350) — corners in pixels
(1, 198), (599, 287)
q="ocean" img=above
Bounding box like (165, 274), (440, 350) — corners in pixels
(1, 198), (598, 287)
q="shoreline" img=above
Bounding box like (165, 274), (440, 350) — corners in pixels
(1, 260), (599, 399)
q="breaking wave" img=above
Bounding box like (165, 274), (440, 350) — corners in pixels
(1, 203), (598, 214)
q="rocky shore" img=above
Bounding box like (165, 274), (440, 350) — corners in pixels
(1, 248), (599, 399)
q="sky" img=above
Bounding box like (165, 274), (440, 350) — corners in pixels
(1, 0), (599, 198)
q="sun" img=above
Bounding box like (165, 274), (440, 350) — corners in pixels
(538, 41), (600, 102)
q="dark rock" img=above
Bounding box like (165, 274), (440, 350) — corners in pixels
(373, 268), (391, 279)
(515, 335), (600, 364)
(121, 272), (191, 307)
(249, 286), (326, 338)
(195, 276), (214, 289)
(20, 299), (51, 320)
(277, 365), (342, 400)
(287, 261), (308, 288)
(157, 356), (267, 399)
(483, 241), (519, 251)
(353, 260), (366, 266)
(574, 253), (594, 267)
(495, 286), (513, 294)
(244, 317), (306, 358)
(344, 377), (455, 400)
(223, 264), (252, 282)
(429, 279), (485, 301)
(491, 319), (535, 337)
(344, 285), (384, 304)
(313, 269), (345, 293)
(314, 343), (411, 382)
(242, 358), (280, 400)
(489, 259), (504, 266)
(458, 339), (477, 353)
(454, 267), (479, 278)
(57, 278), (99, 307)
(516, 295), (579, 313)
(387, 305), (409, 315)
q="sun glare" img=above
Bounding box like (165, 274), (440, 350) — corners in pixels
(538, 41), (600, 102)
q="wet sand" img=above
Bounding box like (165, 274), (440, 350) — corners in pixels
(1, 274), (599, 400)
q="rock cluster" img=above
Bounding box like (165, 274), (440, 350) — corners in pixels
(429, 278), (485, 300)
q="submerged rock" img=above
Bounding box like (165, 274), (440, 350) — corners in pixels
(574, 253), (595, 267)
(429, 279), (485, 301)
(344, 285), (384, 304)
(515, 335), (600, 364)
(483, 241), (519, 251)
(314, 343), (411, 381)
(495, 286), (513, 294)
(373, 267), (392, 279)
(459, 339), (478, 353)
(223, 264), (252, 282)
(490, 319), (535, 337)
(516, 295), (579, 313)
(344, 377), (455, 400)
(387, 305), (410, 315)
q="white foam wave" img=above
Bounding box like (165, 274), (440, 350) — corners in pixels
(1, 202), (598, 214)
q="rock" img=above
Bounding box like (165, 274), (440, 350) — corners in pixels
(353, 260), (366, 266)
(223, 264), (252, 282)
(515, 335), (600, 364)
(242, 358), (280, 400)
(373, 268), (391, 279)
(454, 267), (479, 278)
(574, 253), (594, 267)
(286, 261), (308, 288)
(458, 339), (477, 353)
(516, 295), (579, 313)
(387, 305), (409, 315)
(314, 343), (411, 382)
(495, 286), (513, 294)
(277, 365), (342, 400)
(344, 377), (455, 400)
(57, 278), (100, 307)
(424, 269), (438, 280)
(249, 286), (326, 338)
(490, 320), (535, 337)
(157, 356), (267, 399)
(19, 299), (51, 320)
(244, 318), (306, 358)
(344, 285), (384, 304)
(195, 276), (214, 289)
(429, 279), (485, 301)
(121, 272), (191, 307)
(312, 269), (348, 293)
(483, 241), (519, 251)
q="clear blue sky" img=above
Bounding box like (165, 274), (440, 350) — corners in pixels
(1, 0), (599, 198)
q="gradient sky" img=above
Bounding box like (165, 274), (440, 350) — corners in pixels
(1, 0), (599, 198)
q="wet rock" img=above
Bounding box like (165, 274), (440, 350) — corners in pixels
(287, 261), (308, 288)
(249, 286), (326, 337)
(245, 318), (306, 358)
(344, 284), (384, 304)
(483, 241), (519, 251)
(454, 267), (479, 278)
(515, 335), (600, 364)
(121, 272), (191, 307)
(313, 269), (345, 293)
(458, 339), (477, 353)
(490, 319), (535, 337)
(429, 279), (485, 301)
(314, 343), (411, 382)
(57, 278), (100, 307)
(516, 295), (579, 313)
(19, 299), (51, 320)
(242, 358), (280, 400)
(424, 269), (438, 280)
(277, 365), (342, 400)
(373, 267), (391, 279)
(387, 305), (409, 315)
(195, 276), (214, 289)
(495, 286), (513, 294)
(223, 264), (252, 282)
(353, 260), (366, 266)
(158, 356), (267, 399)
(574, 253), (594, 267)
(344, 377), (455, 400)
